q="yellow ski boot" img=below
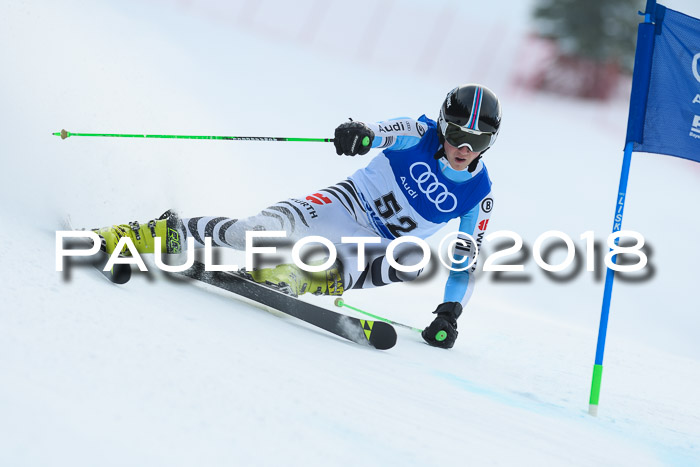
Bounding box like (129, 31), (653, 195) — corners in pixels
(93, 210), (184, 256)
(248, 262), (344, 297)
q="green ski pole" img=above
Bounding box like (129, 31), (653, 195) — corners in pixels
(334, 298), (422, 333)
(52, 129), (335, 143)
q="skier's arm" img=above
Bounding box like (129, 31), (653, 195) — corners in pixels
(442, 192), (493, 309)
(422, 194), (492, 349)
(366, 118), (429, 150)
(334, 117), (428, 155)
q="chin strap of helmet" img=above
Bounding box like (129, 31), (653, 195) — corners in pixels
(467, 155), (482, 173)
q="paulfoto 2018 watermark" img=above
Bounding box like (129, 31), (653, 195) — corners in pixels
(56, 230), (648, 274)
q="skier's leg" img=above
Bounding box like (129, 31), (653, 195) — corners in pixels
(239, 180), (390, 296)
(246, 237), (426, 296)
(91, 203), (299, 256)
(335, 239), (426, 291)
(180, 215), (244, 249)
(93, 206), (320, 256)
(182, 180), (373, 247)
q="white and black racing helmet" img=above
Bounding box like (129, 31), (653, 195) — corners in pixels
(437, 84), (502, 154)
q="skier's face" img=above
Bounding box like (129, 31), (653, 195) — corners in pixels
(443, 140), (481, 171)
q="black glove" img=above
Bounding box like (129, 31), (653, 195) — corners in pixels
(422, 302), (463, 349)
(334, 120), (374, 156)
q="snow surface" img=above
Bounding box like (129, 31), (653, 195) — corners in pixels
(1, 0), (700, 465)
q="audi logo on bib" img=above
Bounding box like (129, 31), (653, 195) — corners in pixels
(409, 162), (458, 213)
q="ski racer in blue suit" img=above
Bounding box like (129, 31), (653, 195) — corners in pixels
(94, 84), (502, 349)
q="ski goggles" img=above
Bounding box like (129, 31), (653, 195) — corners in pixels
(443, 122), (494, 153)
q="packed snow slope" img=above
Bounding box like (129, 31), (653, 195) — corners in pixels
(1, 0), (700, 465)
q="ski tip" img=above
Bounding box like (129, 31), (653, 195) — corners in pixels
(334, 297), (344, 307)
(106, 264), (132, 284)
(97, 256), (131, 284)
(368, 321), (397, 350)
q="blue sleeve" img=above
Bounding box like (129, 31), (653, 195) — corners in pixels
(367, 117), (429, 151)
(443, 209), (478, 306)
(442, 191), (493, 308)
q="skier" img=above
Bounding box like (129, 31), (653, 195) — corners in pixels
(93, 84), (501, 349)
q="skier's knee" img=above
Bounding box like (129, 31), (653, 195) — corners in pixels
(389, 243), (426, 283)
